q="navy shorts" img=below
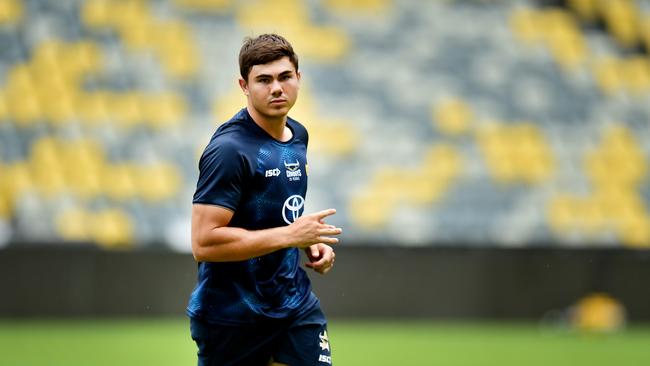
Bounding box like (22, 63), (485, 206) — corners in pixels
(190, 306), (332, 366)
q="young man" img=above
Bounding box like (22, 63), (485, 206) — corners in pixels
(188, 34), (342, 366)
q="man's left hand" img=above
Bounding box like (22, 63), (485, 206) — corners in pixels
(304, 244), (335, 274)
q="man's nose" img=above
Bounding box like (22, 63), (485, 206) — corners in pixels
(270, 79), (282, 95)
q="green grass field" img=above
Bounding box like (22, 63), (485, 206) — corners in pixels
(0, 318), (648, 366)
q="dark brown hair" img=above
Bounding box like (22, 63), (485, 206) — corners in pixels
(239, 34), (299, 81)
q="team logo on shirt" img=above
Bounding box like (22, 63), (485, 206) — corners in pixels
(284, 160), (302, 181)
(319, 331), (330, 351)
(318, 330), (331, 364)
(282, 195), (305, 224)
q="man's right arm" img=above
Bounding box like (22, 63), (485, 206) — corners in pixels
(191, 204), (342, 262)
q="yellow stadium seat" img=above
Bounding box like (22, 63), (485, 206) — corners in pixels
(28, 137), (70, 198)
(589, 125), (647, 188)
(31, 41), (66, 74)
(476, 125), (516, 183)
(90, 208), (135, 247)
(6, 63), (36, 93)
(404, 171), (451, 205)
(103, 163), (139, 201)
(373, 167), (404, 190)
(542, 9), (589, 69)
(213, 87), (247, 122)
(537, 9), (576, 45)
(0, 91), (9, 121)
(0, 0), (22, 24)
(173, 0), (232, 12)
(593, 186), (636, 222)
(120, 18), (157, 50)
(309, 123), (357, 156)
(581, 199), (610, 234)
(349, 192), (395, 228)
(548, 195), (578, 232)
(551, 198), (605, 236)
(324, 0), (391, 16)
(433, 98), (473, 136)
(0, 163), (9, 219)
(55, 207), (92, 242)
(510, 9), (543, 44)
(511, 8), (589, 70)
(618, 214), (650, 248)
(31, 41), (102, 83)
(158, 39), (200, 79)
(31, 162), (68, 198)
(520, 154), (553, 184)
(114, 0), (151, 29)
(620, 57), (650, 96)
(141, 92), (187, 129)
(567, 0), (599, 22)
(3, 162), (33, 199)
(612, 190), (647, 224)
(0, 194), (9, 220)
(82, 0), (118, 28)
(30, 137), (62, 167)
(237, 0), (307, 29)
(289, 25), (350, 61)
(136, 163), (182, 202)
(517, 124), (555, 183)
(548, 29), (588, 69)
(107, 92), (144, 129)
(600, 0), (640, 48)
(60, 139), (106, 200)
(593, 58), (624, 95)
(41, 91), (77, 126)
(70, 41), (104, 75)
(75, 92), (111, 124)
(421, 144), (462, 181)
(477, 123), (554, 184)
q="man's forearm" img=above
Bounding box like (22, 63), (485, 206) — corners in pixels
(192, 225), (294, 262)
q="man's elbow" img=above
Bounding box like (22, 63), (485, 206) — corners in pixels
(191, 241), (207, 262)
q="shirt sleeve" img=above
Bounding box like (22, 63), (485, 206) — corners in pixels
(192, 140), (247, 211)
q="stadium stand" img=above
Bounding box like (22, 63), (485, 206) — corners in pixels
(0, 0), (649, 249)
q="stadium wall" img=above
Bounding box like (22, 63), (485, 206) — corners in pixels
(0, 245), (649, 321)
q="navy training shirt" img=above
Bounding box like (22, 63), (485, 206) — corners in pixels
(187, 108), (320, 325)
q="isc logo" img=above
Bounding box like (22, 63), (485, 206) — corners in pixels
(318, 355), (332, 364)
(265, 168), (281, 177)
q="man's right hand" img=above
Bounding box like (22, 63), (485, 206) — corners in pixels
(287, 209), (342, 248)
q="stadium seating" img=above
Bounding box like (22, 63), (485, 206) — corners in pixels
(0, 0), (649, 249)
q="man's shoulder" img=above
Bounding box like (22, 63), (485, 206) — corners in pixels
(287, 116), (309, 139)
(214, 110), (251, 138)
(207, 110), (255, 149)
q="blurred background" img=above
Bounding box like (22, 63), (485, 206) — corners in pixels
(0, 0), (649, 365)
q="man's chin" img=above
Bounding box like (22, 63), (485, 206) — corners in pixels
(265, 106), (290, 117)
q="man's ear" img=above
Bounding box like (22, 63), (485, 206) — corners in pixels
(238, 78), (249, 96)
(296, 70), (301, 82)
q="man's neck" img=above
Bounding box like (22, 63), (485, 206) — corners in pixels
(247, 106), (290, 141)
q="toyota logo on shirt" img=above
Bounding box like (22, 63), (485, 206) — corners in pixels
(282, 195), (305, 224)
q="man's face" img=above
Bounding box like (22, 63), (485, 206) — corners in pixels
(240, 56), (300, 120)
